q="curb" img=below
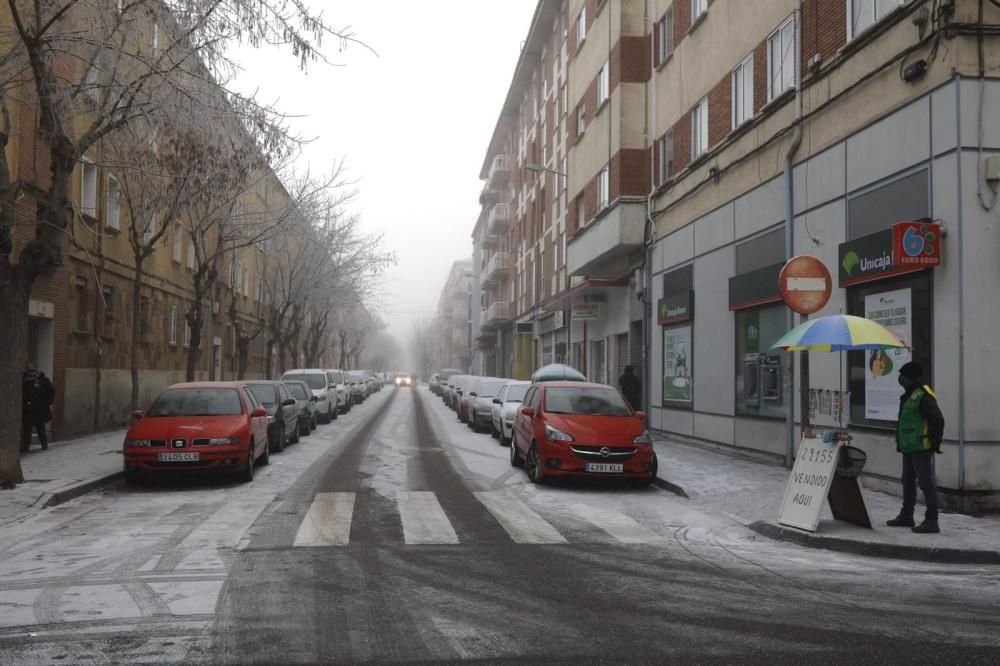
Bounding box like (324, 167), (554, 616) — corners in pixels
(651, 476), (689, 499)
(749, 520), (1000, 565)
(40, 472), (123, 509)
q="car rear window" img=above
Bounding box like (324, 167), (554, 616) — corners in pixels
(504, 384), (529, 402)
(148, 388), (243, 417)
(284, 373), (326, 390)
(248, 384), (277, 405)
(543, 387), (632, 417)
(327, 371), (344, 385)
(286, 382), (309, 400)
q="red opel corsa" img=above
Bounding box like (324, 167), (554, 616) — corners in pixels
(510, 381), (657, 485)
(122, 382), (270, 485)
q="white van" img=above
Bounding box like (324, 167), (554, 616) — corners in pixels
(281, 369), (337, 424)
(324, 369), (351, 414)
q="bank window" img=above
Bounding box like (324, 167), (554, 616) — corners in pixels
(735, 304), (790, 418)
(848, 0), (904, 40)
(768, 16), (795, 102)
(847, 272), (932, 429)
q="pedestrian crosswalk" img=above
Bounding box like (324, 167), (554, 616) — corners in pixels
(290, 490), (668, 548)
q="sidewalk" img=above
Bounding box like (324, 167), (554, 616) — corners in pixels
(0, 429), (126, 527)
(653, 436), (1000, 564)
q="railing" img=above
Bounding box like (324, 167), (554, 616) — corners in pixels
(487, 154), (513, 187)
(484, 301), (509, 324)
(487, 204), (511, 234)
(483, 252), (511, 284)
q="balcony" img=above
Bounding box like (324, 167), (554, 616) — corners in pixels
(567, 201), (645, 277)
(481, 301), (511, 330)
(487, 154), (513, 189)
(479, 185), (499, 207)
(482, 251), (511, 286)
(487, 203), (511, 234)
(481, 233), (499, 250)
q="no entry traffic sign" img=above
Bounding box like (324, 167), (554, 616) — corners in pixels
(779, 256), (832, 315)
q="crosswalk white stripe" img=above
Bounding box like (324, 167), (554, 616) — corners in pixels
(569, 503), (665, 544)
(293, 492), (356, 547)
(474, 492), (567, 544)
(396, 491), (459, 545)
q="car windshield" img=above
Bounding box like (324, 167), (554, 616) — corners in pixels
(327, 371), (344, 384)
(477, 380), (505, 398)
(543, 387), (632, 417)
(504, 384), (529, 402)
(285, 373), (326, 390)
(248, 384), (277, 406)
(148, 388), (243, 417)
(286, 383), (309, 400)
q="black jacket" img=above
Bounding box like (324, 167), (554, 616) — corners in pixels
(897, 380), (944, 454)
(22, 371), (55, 424)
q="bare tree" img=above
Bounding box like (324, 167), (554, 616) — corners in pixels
(0, 0), (365, 487)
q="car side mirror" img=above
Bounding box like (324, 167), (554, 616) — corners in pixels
(469, 392), (477, 398)
(131, 410), (143, 420)
(282, 398), (296, 407)
(309, 395), (318, 402)
(251, 407), (267, 418)
(521, 406), (535, 418)
(635, 411), (646, 421)
(492, 398), (502, 404)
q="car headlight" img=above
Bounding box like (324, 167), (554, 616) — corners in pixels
(207, 437), (241, 446)
(633, 431), (653, 445)
(544, 424), (574, 442)
(125, 439), (151, 448)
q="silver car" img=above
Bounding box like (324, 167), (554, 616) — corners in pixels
(491, 381), (530, 446)
(467, 377), (507, 433)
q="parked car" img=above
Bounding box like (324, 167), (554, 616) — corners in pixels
(510, 381), (657, 486)
(394, 372), (414, 387)
(284, 379), (319, 436)
(491, 380), (530, 446)
(246, 381), (300, 452)
(448, 374), (469, 411)
(468, 377), (507, 432)
(428, 373), (440, 393)
(281, 369), (337, 423)
(458, 376), (482, 423)
(436, 369), (462, 400)
(324, 369), (351, 414)
(122, 382), (269, 485)
(347, 371), (367, 404)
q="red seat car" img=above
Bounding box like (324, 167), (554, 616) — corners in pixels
(510, 381), (657, 485)
(122, 382), (270, 485)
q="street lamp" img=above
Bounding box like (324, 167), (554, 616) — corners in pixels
(525, 163), (566, 177)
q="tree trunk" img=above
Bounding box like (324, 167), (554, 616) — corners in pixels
(237, 337), (250, 379)
(278, 340), (288, 375)
(0, 278), (31, 487)
(265, 338), (276, 380)
(129, 261), (144, 410)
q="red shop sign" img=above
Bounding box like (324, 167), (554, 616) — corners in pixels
(892, 220), (941, 268)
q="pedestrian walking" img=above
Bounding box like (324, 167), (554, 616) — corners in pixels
(619, 365), (641, 411)
(886, 361), (944, 534)
(21, 363), (55, 452)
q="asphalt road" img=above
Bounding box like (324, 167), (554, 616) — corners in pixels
(2, 386), (1000, 664)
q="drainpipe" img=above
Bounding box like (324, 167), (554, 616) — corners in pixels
(783, 0), (804, 469)
(643, 0), (656, 422)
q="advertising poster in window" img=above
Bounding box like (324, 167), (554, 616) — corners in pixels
(864, 288), (912, 421)
(663, 325), (692, 403)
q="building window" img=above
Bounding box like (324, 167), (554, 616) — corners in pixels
(172, 222), (182, 263)
(187, 237), (196, 270)
(169, 305), (178, 344)
(151, 21), (159, 57)
(735, 304), (789, 418)
(691, 97), (708, 160)
(81, 162), (98, 218)
(101, 286), (114, 323)
(576, 195), (586, 229)
(848, 0), (904, 39)
(597, 164), (609, 211)
(691, 0), (708, 23)
(242, 265), (250, 297)
(575, 7), (586, 49)
(768, 16), (796, 102)
(597, 61), (609, 106)
(229, 255), (237, 290)
(184, 312), (191, 347)
(142, 214), (156, 246)
(75, 277), (89, 331)
(663, 324), (693, 405)
(576, 103), (586, 136)
(105, 176), (120, 231)
(658, 129), (674, 184)
(656, 9), (673, 65)
(732, 54), (754, 129)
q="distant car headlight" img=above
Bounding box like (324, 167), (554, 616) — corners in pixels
(544, 425), (574, 442)
(125, 439), (151, 448)
(633, 431), (653, 445)
(207, 437), (241, 446)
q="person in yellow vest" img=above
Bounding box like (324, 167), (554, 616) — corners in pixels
(887, 361), (945, 534)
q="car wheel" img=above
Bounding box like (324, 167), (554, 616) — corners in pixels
(239, 444), (256, 482)
(526, 443), (546, 485)
(509, 432), (524, 468)
(299, 420), (310, 437)
(491, 423), (499, 439)
(331, 403), (339, 420)
(271, 426), (285, 453)
(258, 439), (269, 466)
(289, 422), (300, 444)
(499, 428), (510, 448)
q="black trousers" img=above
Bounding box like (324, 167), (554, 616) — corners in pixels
(901, 451), (939, 522)
(21, 419), (48, 451)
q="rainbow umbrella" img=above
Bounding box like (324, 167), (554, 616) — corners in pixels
(770, 314), (908, 352)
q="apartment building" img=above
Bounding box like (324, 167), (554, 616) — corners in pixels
(646, 0), (1000, 510)
(437, 260), (473, 372)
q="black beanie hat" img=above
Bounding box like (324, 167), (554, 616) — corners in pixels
(899, 361), (923, 380)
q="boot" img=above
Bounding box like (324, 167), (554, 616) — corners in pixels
(886, 515), (915, 527)
(912, 520), (940, 534)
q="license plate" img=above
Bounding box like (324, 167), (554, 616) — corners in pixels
(585, 463), (623, 473)
(158, 452), (199, 462)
